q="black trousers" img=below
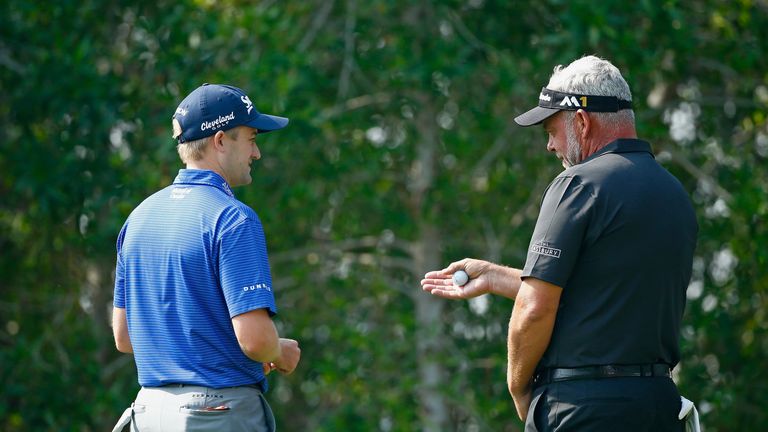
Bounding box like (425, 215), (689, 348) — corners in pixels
(526, 377), (684, 432)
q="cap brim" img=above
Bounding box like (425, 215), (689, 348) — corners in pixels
(514, 106), (560, 127)
(246, 113), (289, 133)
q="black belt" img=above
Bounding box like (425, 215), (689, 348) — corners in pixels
(533, 363), (671, 387)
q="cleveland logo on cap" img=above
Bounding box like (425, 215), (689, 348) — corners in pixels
(200, 111), (236, 132)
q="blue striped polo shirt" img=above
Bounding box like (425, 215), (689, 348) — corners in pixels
(114, 169), (277, 390)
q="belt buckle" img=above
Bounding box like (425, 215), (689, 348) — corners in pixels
(602, 365), (617, 377)
(533, 369), (550, 386)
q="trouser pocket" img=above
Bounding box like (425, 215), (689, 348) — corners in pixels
(258, 392), (276, 432)
(111, 406), (133, 432)
(111, 403), (146, 432)
(525, 388), (547, 432)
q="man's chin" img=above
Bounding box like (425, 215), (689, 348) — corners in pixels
(231, 176), (253, 187)
(560, 156), (580, 169)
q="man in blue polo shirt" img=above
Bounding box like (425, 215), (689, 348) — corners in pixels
(421, 56), (698, 430)
(111, 83), (301, 432)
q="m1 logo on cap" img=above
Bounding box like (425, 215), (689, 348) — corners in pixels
(241, 95), (254, 115)
(559, 96), (588, 107)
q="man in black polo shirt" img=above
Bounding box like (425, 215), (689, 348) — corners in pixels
(421, 55), (698, 430)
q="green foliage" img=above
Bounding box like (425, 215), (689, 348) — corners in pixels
(1, 0), (767, 430)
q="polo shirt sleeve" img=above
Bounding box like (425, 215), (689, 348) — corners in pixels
(113, 223), (127, 308)
(218, 216), (278, 318)
(522, 174), (594, 288)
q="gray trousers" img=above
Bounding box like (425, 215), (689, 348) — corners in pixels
(112, 384), (276, 432)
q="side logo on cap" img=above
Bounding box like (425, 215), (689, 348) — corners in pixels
(175, 107), (189, 117)
(201, 111), (236, 132)
(539, 92), (552, 102)
(241, 95), (254, 115)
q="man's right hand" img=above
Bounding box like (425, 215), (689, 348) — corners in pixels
(420, 258), (522, 300)
(269, 338), (301, 375)
(421, 258), (493, 299)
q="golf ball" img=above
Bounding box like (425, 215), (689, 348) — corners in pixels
(453, 270), (469, 286)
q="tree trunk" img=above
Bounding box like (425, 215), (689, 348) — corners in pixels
(410, 100), (448, 431)
(412, 226), (447, 431)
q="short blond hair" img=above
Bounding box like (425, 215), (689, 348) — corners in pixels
(177, 136), (210, 163)
(175, 128), (240, 163)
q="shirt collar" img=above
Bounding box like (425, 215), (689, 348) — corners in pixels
(173, 169), (234, 197)
(580, 139), (654, 164)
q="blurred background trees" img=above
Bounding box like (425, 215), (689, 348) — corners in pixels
(1, 0), (766, 430)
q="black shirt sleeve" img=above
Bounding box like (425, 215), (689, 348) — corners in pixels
(522, 174), (594, 288)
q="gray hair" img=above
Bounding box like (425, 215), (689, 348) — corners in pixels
(548, 55), (635, 128)
(176, 127), (240, 163)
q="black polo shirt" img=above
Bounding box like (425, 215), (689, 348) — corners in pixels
(522, 139), (698, 369)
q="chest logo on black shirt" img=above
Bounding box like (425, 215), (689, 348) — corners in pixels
(531, 241), (562, 258)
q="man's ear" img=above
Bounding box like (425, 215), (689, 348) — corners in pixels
(575, 109), (591, 141)
(211, 130), (227, 153)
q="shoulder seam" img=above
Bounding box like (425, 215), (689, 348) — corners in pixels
(219, 199), (259, 238)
